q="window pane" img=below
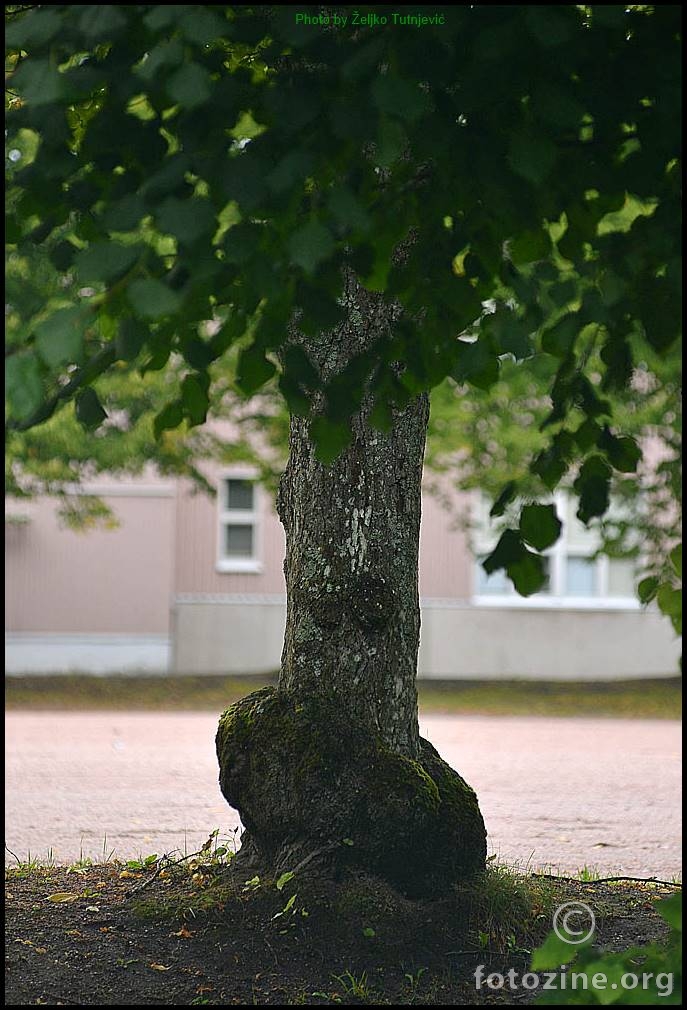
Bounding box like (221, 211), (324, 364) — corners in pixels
(607, 559), (636, 597)
(534, 556), (552, 595)
(225, 524), (254, 557)
(225, 479), (254, 511)
(564, 555), (597, 596)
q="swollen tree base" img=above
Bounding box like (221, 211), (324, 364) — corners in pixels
(216, 686), (487, 898)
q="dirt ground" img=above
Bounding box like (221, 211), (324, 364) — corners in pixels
(4, 858), (678, 1006)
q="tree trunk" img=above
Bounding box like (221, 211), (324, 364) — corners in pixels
(217, 275), (486, 896)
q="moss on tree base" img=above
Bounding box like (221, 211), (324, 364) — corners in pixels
(216, 687), (486, 897)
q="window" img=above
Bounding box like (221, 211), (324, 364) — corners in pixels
(216, 475), (262, 573)
(471, 492), (639, 608)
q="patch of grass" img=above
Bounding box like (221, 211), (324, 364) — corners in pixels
(4, 673), (276, 711)
(456, 862), (563, 955)
(5, 674), (681, 718)
(417, 676), (681, 719)
(4, 850), (56, 880)
(131, 877), (240, 922)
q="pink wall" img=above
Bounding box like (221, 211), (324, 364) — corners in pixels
(5, 492), (175, 633)
(174, 476), (287, 596)
(419, 485), (473, 599)
(5, 470), (475, 637)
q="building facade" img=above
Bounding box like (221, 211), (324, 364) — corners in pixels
(5, 466), (680, 679)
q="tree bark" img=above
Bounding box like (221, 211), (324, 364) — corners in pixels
(217, 274), (487, 895)
(276, 275), (427, 758)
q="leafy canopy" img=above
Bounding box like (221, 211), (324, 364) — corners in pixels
(4, 4), (682, 601)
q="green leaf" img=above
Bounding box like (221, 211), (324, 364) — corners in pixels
(5, 352), (43, 422)
(153, 401), (184, 439)
(452, 341), (500, 390)
(178, 8), (226, 45)
(600, 336), (633, 392)
(656, 893), (682, 931)
(362, 927), (376, 938)
(482, 529), (524, 576)
(509, 229), (551, 266)
(116, 319), (147, 362)
(181, 373), (209, 427)
(509, 550), (548, 597)
(283, 345), (320, 390)
(166, 62), (212, 110)
(267, 151), (314, 195)
(311, 416), (352, 465)
(11, 59), (64, 106)
(599, 431), (642, 474)
(75, 388), (107, 430)
(272, 893), (297, 919)
(374, 118), (406, 168)
(74, 242), (140, 284)
(669, 545), (682, 579)
(490, 481), (518, 518)
(78, 5), (126, 40)
(483, 530), (548, 597)
(574, 456), (612, 524)
(573, 418), (602, 452)
(236, 346), (276, 396)
(530, 929), (581, 970)
(103, 195), (147, 232)
(508, 131), (557, 186)
(34, 308), (84, 368)
(5, 7), (63, 48)
(127, 279), (181, 319)
(637, 576), (659, 605)
(524, 6), (574, 48)
(656, 584), (682, 635)
(288, 220), (336, 275)
(371, 75), (428, 123)
(328, 187), (371, 235)
(275, 871), (295, 892)
(519, 504), (562, 552)
(541, 314), (579, 358)
(156, 197), (216, 245)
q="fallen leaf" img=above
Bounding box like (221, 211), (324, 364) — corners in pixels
(34, 947), (48, 955)
(119, 870), (141, 880)
(86, 906), (100, 913)
(172, 926), (194, 938)
(16, 939), (35, 946)
(65, 930), (83, 938)
(6, 892), (14, 899)
(96, 881), (107, 889)
(47, 892), (79, 903)
(150, 963), (171, 972)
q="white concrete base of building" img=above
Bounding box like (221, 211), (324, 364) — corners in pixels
(170, 596), (681, 680)
(6, 601), (679, 679)
(5, 634), (171, 676)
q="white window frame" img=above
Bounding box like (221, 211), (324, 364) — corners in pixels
(216, 470), (263, 574)
(472, 491), (640, 610)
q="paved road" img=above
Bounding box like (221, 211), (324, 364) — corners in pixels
(5, 712), (682, 878)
